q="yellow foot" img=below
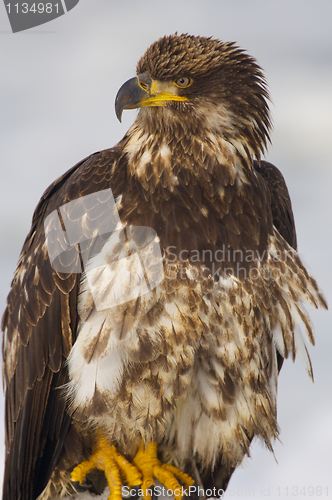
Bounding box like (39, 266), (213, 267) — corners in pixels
(133, 442), (194, 500)
(71, 432), (142, 500)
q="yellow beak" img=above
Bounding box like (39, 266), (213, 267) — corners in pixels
(115, 72), (187, 122)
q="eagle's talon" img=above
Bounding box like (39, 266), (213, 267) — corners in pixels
(133, 442), (194, 500)
(70, 479), (90, 493)
(71, 432), (142, 500)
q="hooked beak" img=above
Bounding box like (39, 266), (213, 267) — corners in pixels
(115, 72), (187, 122)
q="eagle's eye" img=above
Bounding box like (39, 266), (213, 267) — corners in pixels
(174, 77), (192, 88)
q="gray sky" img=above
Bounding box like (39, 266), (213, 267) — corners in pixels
(1, 1), (332, 498)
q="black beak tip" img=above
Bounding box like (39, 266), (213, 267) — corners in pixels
(114, 75), (149, 123)
(115, 93), (123, 123)
(115, 106), (122, 123)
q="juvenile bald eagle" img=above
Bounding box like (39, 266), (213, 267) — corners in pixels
(2, 34), (327, 500)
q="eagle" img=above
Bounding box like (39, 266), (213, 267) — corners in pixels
(2, 34), (327, 500)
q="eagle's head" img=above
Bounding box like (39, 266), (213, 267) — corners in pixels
(115, 34), (271, 162)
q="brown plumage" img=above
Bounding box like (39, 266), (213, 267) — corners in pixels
(2, 34), (327, 500)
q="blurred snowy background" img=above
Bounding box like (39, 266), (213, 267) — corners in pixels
(1, 1), (331, 498)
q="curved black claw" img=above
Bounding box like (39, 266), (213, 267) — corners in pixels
(71, 480), (90, 494)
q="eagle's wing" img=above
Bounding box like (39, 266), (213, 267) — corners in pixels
(253, 160), (299, 375)
(253, 160), (297, 250)
(200, 160), (298, 493)
(1, 148), (122, 500)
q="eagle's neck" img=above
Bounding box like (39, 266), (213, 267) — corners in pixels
(122, 112), (255, 193)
